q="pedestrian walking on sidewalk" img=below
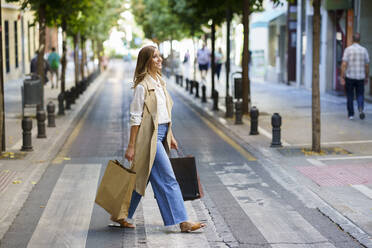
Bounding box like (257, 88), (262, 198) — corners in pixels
(47, 47), (61, 89)
(197, 44), (211, 82)
(30, 51), (50, 85)
(214, 48), (224, 81)
(341, 33), (370, 120)
(119, 45), (206, 232)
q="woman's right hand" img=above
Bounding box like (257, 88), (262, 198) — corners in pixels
(125, 145), (135, 161)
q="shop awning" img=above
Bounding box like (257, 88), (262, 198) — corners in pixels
(251, 9), (287, 29)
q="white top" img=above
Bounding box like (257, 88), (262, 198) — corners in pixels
(342, 43), (370, 80)
(129, 76), (171, 126)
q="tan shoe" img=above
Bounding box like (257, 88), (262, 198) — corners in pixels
(110, 217), (135, 228)
(180, 221), (206, 232)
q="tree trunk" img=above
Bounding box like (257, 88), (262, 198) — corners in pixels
(37, 4), (46, 110)
(242, 0), (251, 114)
(73, 33), (79, 85)
(80, 36), (85, 80)
(60, 20), (67, 94)
(170, 38), (174, 75)
(312, 0), (321, 152)
(211, 20), (216, 98)
(226, 8), (231, 98)
(37, 4), (46, 86)
(98, 41), (103, 72)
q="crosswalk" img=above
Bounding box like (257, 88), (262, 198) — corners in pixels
(19, 161), (366, 248)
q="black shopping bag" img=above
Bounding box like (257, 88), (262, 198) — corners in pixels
(170, 155), (204, 201)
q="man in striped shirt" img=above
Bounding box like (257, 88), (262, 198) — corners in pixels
(341, 33), (370, 120)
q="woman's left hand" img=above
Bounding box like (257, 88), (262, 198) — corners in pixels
(171, 136), (178, 150)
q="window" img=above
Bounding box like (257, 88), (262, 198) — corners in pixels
(5, 21), (10, 73)
(14, 21), (18, 68)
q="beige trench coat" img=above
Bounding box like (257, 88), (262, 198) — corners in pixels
(131, 74), (174, 196)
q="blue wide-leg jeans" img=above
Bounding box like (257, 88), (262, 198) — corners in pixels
(127, 124), (188, 226)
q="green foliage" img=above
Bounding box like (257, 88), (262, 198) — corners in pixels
(7, 0), (125, 43)
(131, 0), (187, 42)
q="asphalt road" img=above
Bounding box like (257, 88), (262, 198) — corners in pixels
(0, 61), (363, 248)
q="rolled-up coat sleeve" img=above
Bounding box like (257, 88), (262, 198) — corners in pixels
(129, 85), (145, 126)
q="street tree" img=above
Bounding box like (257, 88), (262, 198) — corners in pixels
(312, 0), (321, 152)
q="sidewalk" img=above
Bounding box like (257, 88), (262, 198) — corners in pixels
(168, 75), (372, 247)
(0, 61), (106, 240)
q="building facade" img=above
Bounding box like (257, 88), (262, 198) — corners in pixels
(2, 1), (40, 82)
(298, 0), (372, 96)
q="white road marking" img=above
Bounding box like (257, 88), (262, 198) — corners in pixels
(318, 155), (372, 161)
(142, 185), (210, 247)
(27, 163), (101, 248)
(289, 140), (372, 147)
(306, 158), (327, 167)
(216, 164), (335, 247)
(351, 185), (372, 200)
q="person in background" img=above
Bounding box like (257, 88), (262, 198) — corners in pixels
(214, 48), (223, 81)
(47, 47), (61, 89)
(30, 51), (50, 85)
(341, 33), (370, 120)
(197, 44), (211, 82)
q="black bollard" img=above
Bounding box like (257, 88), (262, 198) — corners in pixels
(271, 113), (282, 147)
(235, 101), (243, 124)
(225, 96), (234, 118)
(47, 101), (56, 127)
(37, 110), (47, 138)
(65, 90), (71, 110)
(70, 87), (76, 104)
(213, 90), (219, 111)
(180, 76), (183, 87)
(175, 75), (179, 84)
(21, 117), (33, 151)
(195, 81), (199, 98)
(201, 85), (207, 103)
(186, 79), (189, 91)
(190, 80), (194, 94)
(58, 92), (65, 116)
(250, 106), (259, 135)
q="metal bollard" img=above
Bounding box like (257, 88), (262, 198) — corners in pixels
(21, 117), (33, 151)
(37, 110), (47, 138)
(185, 79), (189, 91)
(225, 96), (234, 118)
(201, 85), (207, 103)
(70, 87), (76, 104)
(213, 90), (219, 111)
(65, 90), (71, 110)
(271, 113), (282, 147)
(235, 101), (243, 124)
(47, 101), (56, 127)
(195, 81), (199, 98)
(58, 92), (65, 115)
(190, 80), (194, 94)
(250, 106), (259, 135)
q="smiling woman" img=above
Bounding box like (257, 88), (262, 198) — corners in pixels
(110, 45), (206, 232)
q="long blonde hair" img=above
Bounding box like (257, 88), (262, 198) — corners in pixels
(133, 45), (161, 88)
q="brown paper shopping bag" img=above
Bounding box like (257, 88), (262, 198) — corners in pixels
(95, 160), (136, 220)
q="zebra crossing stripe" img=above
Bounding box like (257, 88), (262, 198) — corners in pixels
(27, 163), (101, 248)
